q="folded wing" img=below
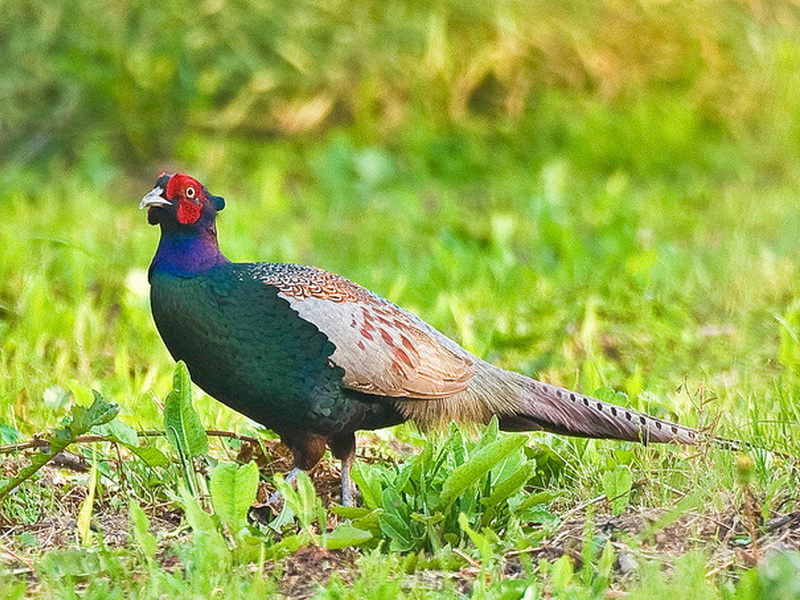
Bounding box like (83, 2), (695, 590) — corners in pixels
(256, 265), (474, 399)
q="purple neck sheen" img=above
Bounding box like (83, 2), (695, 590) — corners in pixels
(150, 225), (229, 278)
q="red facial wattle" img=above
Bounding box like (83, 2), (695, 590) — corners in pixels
(177, 199), (202, 224)
(165, 174), (204, 225)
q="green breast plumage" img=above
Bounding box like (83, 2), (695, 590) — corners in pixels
(149, 263), (355, 432)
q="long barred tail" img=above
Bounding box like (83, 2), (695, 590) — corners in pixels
(500, 374), (797, 463)
(496, 374), (705, 445)
(402, 360), (758, 454)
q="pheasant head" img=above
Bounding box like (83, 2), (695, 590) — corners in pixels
(141, 173), (229, 277)
(140, 173), (226, 230)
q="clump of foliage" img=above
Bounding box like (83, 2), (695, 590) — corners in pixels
(340, 419), (561, 556)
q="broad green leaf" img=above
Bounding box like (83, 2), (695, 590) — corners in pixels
(129, 500), (157, 561)
(294, 471), (323, 530)
(596, 540), (615, 584)
(473, 417), (499, 453)
(330, 506), (373, 520)
(92, 419), (138, 447)
(233, 534), (266, 564)
(164, 361), (208, 458)
(458, 512), (492, 563)
(411, 437), (437, 483)
(409, 512), (445, 526)
(484, 462), (534, 508)
(91, 420), (169, 467)
(351, 510), (383, 535)
(210, 461), (259, 534)
(179, 484), (232, 573)
(512, 490), (563, 513)
(0, 423), (21, 444)
(382, 487), (410, 521)
(481, 463), (535, 528)
(518, 508), (560, 530)
(439, 433), (527, 507)
(263, 532), (312, 560)
(70, 391), (119, 431)
(393, 462), (414, 494)
(436, 425), (466, 477)
(602, 465), (633, 515)
(268, 500), (297, 533)
(0, 581), (25, 600)
(492, 447), (524, 482)
(324, 522), (372, 549)
(39, 548), (103, 579)
(127, 445), (169, 467)
(273, 471), (322, 536)
(379, 512), (414, 552)
(0, 392), (119, 501)
(551, 554), (577, 593)
(330, 506), (383, 535)
(351, 462), (382, 509)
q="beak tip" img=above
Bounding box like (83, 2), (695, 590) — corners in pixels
(140, 187), (171, 210)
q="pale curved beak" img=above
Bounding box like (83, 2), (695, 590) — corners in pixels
(139, 187), (172, 210)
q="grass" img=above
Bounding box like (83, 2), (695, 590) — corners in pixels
(2, 123), (800, 596)
(4, 0), (800, 596)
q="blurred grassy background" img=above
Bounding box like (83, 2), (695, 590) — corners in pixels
(2, 0), (800, 447)
(5, 0), (800, 172)
(4, 0), (800, 170)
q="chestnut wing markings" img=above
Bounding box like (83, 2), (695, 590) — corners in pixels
(258, 267), (474, 399)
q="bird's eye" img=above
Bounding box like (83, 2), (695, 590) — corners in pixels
(186, 186), (196, 198)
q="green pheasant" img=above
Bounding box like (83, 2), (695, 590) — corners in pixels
(142, 173), (707, 506)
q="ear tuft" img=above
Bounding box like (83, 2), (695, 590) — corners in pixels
(212, 195), (225, 211)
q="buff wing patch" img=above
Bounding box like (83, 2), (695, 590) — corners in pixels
(257, 265), (474, 399)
